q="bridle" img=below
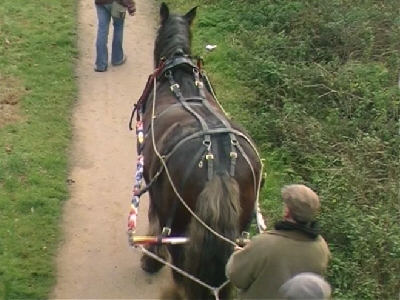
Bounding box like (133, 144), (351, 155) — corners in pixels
(128, 51), (206, 126)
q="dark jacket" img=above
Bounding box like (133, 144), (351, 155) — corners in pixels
(95, 0), (135, 15)
(226, 229), (330, 299)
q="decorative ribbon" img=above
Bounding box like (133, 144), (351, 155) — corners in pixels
(128, 119), (145, 232)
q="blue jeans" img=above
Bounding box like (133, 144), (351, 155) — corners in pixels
(95, 4), (125, 70)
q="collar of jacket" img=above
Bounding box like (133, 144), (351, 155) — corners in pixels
(272, 220), (320, 239)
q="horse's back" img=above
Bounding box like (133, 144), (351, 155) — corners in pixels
(143, 96), (260, 229)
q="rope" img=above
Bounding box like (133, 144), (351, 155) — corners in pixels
(134, 245), (230, 300)
(201, 71), (229, 117)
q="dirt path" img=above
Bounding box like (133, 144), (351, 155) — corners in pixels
(51, 1), (172, 298)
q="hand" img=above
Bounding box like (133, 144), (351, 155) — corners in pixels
(234, 245), (243, 251)
(235, 238), (250, 248)
(128, 7), (136, 16)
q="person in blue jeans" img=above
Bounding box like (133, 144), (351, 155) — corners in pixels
(94, 0), (136, 72)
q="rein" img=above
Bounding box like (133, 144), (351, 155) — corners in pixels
(128, 58), (166, 130)
(129, 55), (199, 130)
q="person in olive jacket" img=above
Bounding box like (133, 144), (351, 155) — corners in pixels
(94, 0), (136, 72)
(226, 184), (331, 299)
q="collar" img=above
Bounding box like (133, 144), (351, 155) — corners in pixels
(273, 220), (320, 239)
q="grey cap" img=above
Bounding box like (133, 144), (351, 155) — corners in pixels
(282, 184), (320, 222)
(279, 272), (331, 299)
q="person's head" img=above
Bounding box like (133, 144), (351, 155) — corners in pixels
(281, 184), (320, 223)
(279, 272), (331, 299)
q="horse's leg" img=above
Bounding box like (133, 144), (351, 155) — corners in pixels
(140, 191), (168, 273)
(168, 244), (184, 284)
(160, 243), (185, 299)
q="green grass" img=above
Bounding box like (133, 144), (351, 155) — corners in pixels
(0, 0), (77, 298)
(161, 1), (399, 298)
(0, 0), (399, 298)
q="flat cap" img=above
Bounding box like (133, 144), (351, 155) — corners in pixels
(282, 184), (320, 222)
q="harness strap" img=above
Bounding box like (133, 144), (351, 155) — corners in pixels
(166, 70), (216, 181)
(165, 128), (249, 161)
(183, 96), (205, 102)
(142, 127), (256, 195)
(194, 68), (239, 176)
(230, 144), (238, 176)
(203, 135), (214, 180)
(129, 59), (167, 130)
(171, 65), (257, 194)
(141, 128), (248, 186)
(128, 104), (138, 130)
(166, 70), (209, 132)
(228, 136), (238, 176)
(193, 68), (206, 98)
(159, 56), (198, 79)
(156, 98), (204, 119)
(136, 169), (162, 197)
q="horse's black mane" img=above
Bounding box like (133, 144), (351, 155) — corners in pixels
(154, 15), (192, 66)
(154, 4), (196, 66)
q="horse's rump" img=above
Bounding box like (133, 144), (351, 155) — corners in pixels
(144, 95), (260, 224)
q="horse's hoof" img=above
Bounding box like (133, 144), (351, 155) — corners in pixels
(140, 255), (165, 273)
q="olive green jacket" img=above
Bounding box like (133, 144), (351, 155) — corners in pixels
(226, 229), (330, 299)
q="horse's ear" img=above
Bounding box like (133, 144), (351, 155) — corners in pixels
(160, 2), (169, 24)
(184, 6), (197, 25)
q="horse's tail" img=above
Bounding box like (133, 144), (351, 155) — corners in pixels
(183, 173), (241, 300)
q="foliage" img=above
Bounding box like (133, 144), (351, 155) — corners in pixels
(164, 0), (399, 298)
(0, 0), (77, 298)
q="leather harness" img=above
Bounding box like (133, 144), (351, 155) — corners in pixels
(130, 54), (259, 235)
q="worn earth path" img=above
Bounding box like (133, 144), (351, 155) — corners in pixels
(52, 0), (172, 298)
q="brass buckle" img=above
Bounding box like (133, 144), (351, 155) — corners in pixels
(162, 227), (171, 236)
(170, 83), (180, 92)
(195, 80), (204, 88)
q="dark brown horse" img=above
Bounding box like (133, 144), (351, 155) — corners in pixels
(138, 3), (263, 299)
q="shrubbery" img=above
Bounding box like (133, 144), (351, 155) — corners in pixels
(168, 0), (400, 298)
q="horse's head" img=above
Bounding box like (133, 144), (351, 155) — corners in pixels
(154, 2), (197, 67)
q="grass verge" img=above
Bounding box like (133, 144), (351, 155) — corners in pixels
(0, 0), (77, 298)
(160, 1), (399, 298)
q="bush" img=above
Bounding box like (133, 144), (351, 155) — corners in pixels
(165, 0), (400, 298)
